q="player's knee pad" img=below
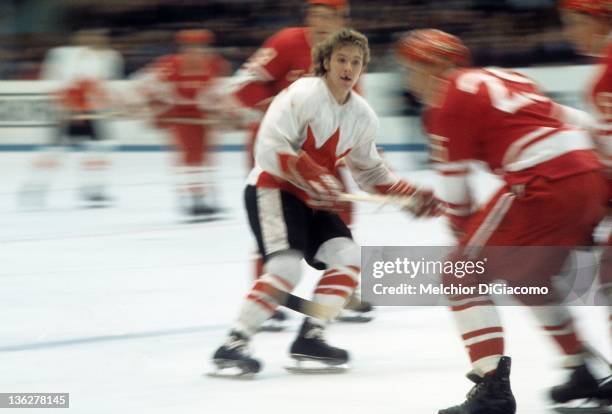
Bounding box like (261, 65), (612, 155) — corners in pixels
(263, 250), (303, 289)
(314, 237), (360, 269)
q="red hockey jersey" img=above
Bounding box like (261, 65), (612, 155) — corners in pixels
(588, 42), (612, 173)
(145, 53), (229, 120)
(425, 67), (601, 218)
(234, 27), (313, 110)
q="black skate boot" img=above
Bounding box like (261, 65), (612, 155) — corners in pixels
(259, 309), (289, 332)
(286, 318), (349, 374)
(551, 365), (600, 404)
(188, 195), (221, 221)
(551, 365), (612, 413)
(439, 356), (516, 414)
(209, 331), (261, 378)
(80, 185), (112, 208)
(598, 375), (612, 403)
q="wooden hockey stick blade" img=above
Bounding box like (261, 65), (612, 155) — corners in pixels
(267, 287), (339, 320)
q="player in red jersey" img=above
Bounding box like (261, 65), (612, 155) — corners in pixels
(560, 0), (612, 408)
(230, 0), (372, 324)
(396, 29), (608, 413)
(135, 29), (229, 219)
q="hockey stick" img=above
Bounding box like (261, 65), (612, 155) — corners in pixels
(266, 286), (339, 321)
(338, 192), (419, 211)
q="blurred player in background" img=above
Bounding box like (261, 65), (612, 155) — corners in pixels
(211, 29), (440, 377)
(132, 29), (230, 220)
(396, 29), (608, 413)
(229, 0), (373, 326)
(19, 29), (123, 208)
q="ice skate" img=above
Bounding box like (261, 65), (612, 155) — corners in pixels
(285, 318), (349, 374)
(438, 356), (516, 414)
(336, 294), (375, 323)
(209, 331), (261, 379)
(80, 185), (112, 208)
(185, 195), (223, 222)
(258, 309), (289, 332)
(551, 365), (612, 414)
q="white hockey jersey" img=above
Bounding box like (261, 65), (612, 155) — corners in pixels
(41, 46), (123, 112)
(246, 77), (397, 201)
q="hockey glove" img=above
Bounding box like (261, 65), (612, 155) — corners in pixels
(281, 151), (349, 213)
(375, 180), (442, 218)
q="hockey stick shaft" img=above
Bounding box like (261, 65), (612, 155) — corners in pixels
(338, 192), (418, 210)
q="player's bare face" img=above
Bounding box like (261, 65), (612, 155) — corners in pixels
(325, 45), (363, 103)
(306, 6), (344, 45)
(561, 11), (605, 56)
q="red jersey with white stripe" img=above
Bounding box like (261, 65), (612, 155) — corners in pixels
(425, 67), (601, 218)
(233, 27), (313, 110)
(142, 53), (230, 119)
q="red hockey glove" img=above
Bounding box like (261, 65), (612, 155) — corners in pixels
(280, 151), (349, 213)
(375, 180), (443, 218)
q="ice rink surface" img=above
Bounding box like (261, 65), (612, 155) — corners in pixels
(1, 150), (609, 414)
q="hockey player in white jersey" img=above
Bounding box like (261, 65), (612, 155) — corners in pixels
(211, 28), (441, 376)
(19, 29), (123, 208)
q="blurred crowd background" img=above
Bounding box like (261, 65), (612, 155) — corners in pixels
(0, 0), (587, 80)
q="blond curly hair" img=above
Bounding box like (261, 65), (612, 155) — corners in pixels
(312, 28), (370, 76)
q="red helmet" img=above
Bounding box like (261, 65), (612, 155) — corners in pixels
(560, 0), (610, 17)
(396, 29), (470, 67)
(307, 0), (348, 12)
(176, 29), (215, 45)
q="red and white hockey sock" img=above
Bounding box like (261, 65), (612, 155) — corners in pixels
(235, 273), (295, 336)
(24, 147), (64, 190)
(450, 296), (504, 375)
(175, 165), (204, 196)
(80, 141), (114, 196)
(312, 265), (360, 315)
(530, 306), (585, 367)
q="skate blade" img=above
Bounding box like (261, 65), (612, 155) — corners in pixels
(335, 308), (375, 323)
(257, 325), (286, 332)
(285, 356), (349, 374)
(206, 362), (257, 379)
(185, 214), (226, 224)
(552, 400), (611, 414)
(258, 320), (286, 332)
(206, 370), (256, 380)
(335, 314), (374, 323)
(82, 201), (112, 209)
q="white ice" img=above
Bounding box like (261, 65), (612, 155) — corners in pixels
(0, 150), (608, 414)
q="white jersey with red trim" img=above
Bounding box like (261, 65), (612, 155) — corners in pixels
(41, 46), (123, 111)
(425, 67), (601, 219)
(246, 77), (396, 202)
